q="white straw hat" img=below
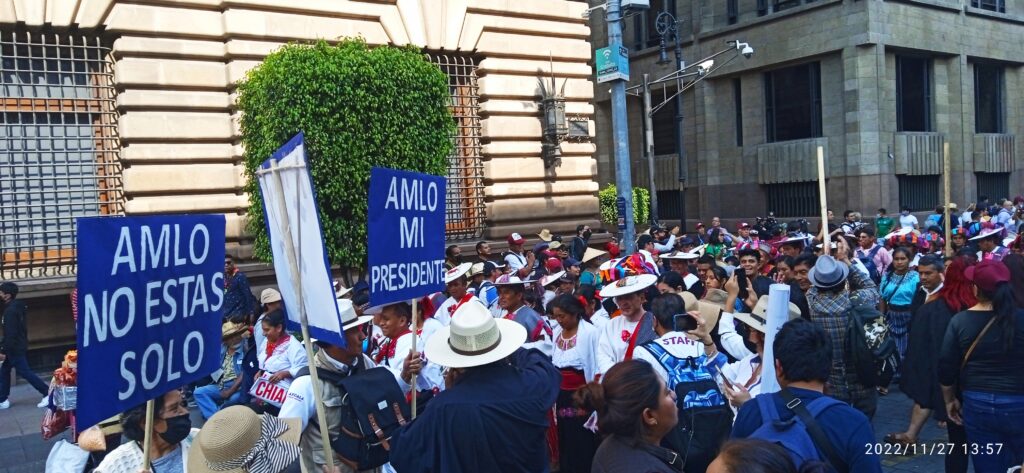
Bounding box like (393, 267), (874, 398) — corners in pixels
(337, 298), (373, 331)
(599, 274), (657, 298)
(733, 295), (801, 333)
(425, 300), (527, 368)
(444, 262), (473, 284)
(541, 271), (566, 287)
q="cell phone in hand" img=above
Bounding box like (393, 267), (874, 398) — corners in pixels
(673, 313), (698, 332)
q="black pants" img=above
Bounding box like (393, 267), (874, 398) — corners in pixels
(0, 352), (49, 402)
(946, 421), (968, 473)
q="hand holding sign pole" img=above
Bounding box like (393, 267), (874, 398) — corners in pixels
(255, 133), (338, 466)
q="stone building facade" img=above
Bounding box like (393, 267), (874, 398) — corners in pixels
(590, 0), (1023, 223)
(0, 0), (598, 356)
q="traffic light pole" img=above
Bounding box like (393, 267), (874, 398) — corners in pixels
(607, 0), (636, 254)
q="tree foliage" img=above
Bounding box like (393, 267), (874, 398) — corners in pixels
(237, 39), (454, 268)
(598, 185), (651, 226)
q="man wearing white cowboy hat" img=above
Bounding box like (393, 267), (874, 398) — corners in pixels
(596, 274), (659, 376)
(971, 224), (1009, 262)
(389, 300), (560, 473)
(434, 262), (479, 327)
(660, 250), (703, 295)
(493, 274), (553, 350)
(279, 298), (419, 472)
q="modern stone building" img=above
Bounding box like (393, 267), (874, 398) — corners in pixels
(590, 0), (1023, 223)
(0, 0), (598, 357)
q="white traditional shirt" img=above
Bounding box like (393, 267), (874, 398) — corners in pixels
(721, 353), (764, 415)
(590, 307), (610, 330)
(257, 335), (308, 377)
(433, 294), (480, 326)
(717, 312), (755, 361)
(380, 319), (445, 392)
(633, 330), (711, 384)
(596, 313), (644, 376)
(552, 320), (601, 382)
(504, 251), (528, 273)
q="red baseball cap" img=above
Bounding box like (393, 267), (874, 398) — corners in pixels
(739, 222), (750, 229)
(964, 260), (1010, 293)
(507, 233), (525, 245)
(545, 257), (563, 273)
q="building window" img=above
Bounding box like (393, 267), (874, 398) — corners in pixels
(727, 0), (739, 24)
(897, 175), (940, 212)
(970, 0), (1005, 13)
(0, 30), (122, 279)
(733, 78), (743, 147)
(759, 0), (816, 16)
(764, 182), (819, 218)
(974, 63), (1004, 133)
(427, 54), (486, 241)
(656, 190), (683, 220)
(652, 96), (678, 155)
(976, 172), (1009, 202)
(764, 62), (821, 143)
(896, 56), (932, 132)
(634, 0), (677, 50)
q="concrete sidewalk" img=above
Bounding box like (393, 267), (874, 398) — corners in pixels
(0, 379), (973, 472)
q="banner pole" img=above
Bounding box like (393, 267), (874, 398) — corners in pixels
(410, 298), (419, 419)
(268, 159), (335, 467)
(943, 142), (953, 257)
(141, 399), (154, 470)
(816, 146), (830, 252)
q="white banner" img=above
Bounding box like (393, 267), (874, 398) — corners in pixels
(249, 374), (292, 407)
(256, 132), (344, 345)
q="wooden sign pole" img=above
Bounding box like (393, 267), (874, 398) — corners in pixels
(816, 146), (831, 252)
(410, 298), (419, 419)
(943, 142), (953, 257)
(141, 399), (154, 470)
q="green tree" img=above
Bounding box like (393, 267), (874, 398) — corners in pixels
(598, 185), (650, 226)
(237, 39), (454, 269)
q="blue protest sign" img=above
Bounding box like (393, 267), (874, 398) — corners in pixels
(75, 215), (225, 429)
(367, 167), (446, 307)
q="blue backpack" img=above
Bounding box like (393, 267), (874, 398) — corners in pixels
(642, 342), (732, 473)
(855, 245), (882, 284)
(750, 390), (846, 472)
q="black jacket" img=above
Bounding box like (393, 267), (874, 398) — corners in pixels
(0, 299), (29, 354)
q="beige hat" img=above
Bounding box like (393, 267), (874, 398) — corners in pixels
(677, 291), (698, 312)
(537, 229), (554, 242)
(948, 202), (958, 210)
(188, 406), (301, 473)
(426, 300), (527, 368)
(221, 321), (249, 340)
(468, 262), (485, 277)
(702, 288), (729, 309)
(259, 288), (282, 304)
(581, 247), (607, 264)
(733, 295), (801, 333)
(548, 240), (563, 250)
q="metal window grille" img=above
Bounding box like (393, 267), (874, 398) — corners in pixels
(975, 172), (1009, 202)
(764, 182), (819, 218)
(427, 54), (485, 241)
(727, 0), (739, 24)
(0, 30), (122, 280)
(971, 0), (1006, 12)
(897, 175), (940, 212)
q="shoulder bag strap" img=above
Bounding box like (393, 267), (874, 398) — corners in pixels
(778, 388), (847, 473)
(636, 442), (684, 472)
(960, 316), (998, 372)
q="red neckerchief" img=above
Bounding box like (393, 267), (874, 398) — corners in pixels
(224, 267), (239, 289)
(621, 315), (644, 361)
(265, 334), (291, 358)
(448, 293), (475, 317)
(504, 305), (522, 321)
(374, 328), (411, 364)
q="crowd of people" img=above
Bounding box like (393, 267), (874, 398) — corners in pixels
(6, 197), (1024, 473)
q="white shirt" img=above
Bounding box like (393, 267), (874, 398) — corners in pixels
(597, 313), (643, 376)
(257, 335), (308, 377)
(381, 321), (445, 392)
(542, 290), (556, 310)
(717, 312), (754, 360)
(899, 214), (919, 230)
(279, 354), (377, 430)
(254, 312), (268, 349)
(632, 331), (708, 384)
(961, 210), (972, 226)
(433, 294), (480, 326)
(504, 251), (528, 273)
(368, 324), (385, 360)
(590, 308), (610, 331)
(721, 353), (764, 415)
(552, 320), (601, 382)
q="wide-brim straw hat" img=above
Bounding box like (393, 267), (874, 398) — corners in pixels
(702, 288), (729, 308)
(969, 226), (1004, 241)
(582, 247), (607, 264)
(221, 322), (249, 340)
(493, 274), (536, 286)
(696, 300), (722, 332)
(661, 250), (699, 260)
(426, 300), (527, 368)
(337, 298), (373, 332)
(188, 406), (301, 473)
(599, 274), (657, 298)
(541, 271), (566, 288)
(537, 229), (554, 242)
(733, 295), (801, 333)
(444, 262), (473, 284)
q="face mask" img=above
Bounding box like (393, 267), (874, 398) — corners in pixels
(583, 230), (592, 239)
(901, 211), (910, 216)
(875, 214), (881, 219)
(159, 413), (192, 445)
(452, 255), (463, 263)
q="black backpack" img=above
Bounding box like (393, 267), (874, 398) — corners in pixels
(845, 303), (899, 388)
(297, 366), (411, 470)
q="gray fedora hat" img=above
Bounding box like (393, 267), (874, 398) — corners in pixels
(807, 255), (849, 290)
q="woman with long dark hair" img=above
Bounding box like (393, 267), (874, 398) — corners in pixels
(891, 256), (974, 473)
(939, 260), (1024, 472)
(577, 360), (681, 473)
(548, 294), (600, 473)
(879, 247), (920, 368)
